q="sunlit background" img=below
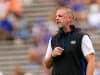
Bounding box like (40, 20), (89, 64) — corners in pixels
(0, 0), (100, 75)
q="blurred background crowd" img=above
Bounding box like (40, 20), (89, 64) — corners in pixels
(0, 0), (100, 75)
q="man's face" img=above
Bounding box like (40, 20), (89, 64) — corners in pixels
(56, 8), (72, 28)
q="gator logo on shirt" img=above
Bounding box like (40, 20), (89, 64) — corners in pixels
(70, 40), (76, 45)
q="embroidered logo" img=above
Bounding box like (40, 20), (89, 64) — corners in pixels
(70, 40), (76, 45)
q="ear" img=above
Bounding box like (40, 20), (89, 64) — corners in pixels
(68, 16), (73, 22)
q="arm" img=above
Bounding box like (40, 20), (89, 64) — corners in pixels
(85, 54), (95, 75)
(44, 38), (64, 69)
(44, 38), (53, 69)
(44, 54), (53, 69)
(82, 35), (96, 75)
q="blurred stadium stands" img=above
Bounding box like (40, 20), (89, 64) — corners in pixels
(0, 0), (56, 75)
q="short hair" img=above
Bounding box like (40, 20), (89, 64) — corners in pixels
(51, 6), (76, 22)
(56, 6), (74, 18)
(56, 6), (77, 24)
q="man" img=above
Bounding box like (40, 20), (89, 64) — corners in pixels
(44, 6), (95, 75)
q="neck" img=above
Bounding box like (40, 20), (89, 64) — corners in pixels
(63, 23), (71, 32)
(63, 26), (70, 32)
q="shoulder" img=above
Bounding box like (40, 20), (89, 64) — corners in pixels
(72, 28), (91, 45)
(82, 35), (92, 43)
(71, 25), (87, 37)
(73, 28), (88, 39)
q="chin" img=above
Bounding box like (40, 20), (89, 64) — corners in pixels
(58, 24), (63, 28)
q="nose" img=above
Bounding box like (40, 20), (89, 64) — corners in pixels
(56, 16), (59, 20)
(56, 16), (58, 19)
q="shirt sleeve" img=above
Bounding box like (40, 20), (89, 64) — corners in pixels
(81, 35), (95, 56)
(45, 38), (52, 59)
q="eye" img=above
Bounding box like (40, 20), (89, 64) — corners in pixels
(58, 15), (62, 17)
(56, 15), (62, 18)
